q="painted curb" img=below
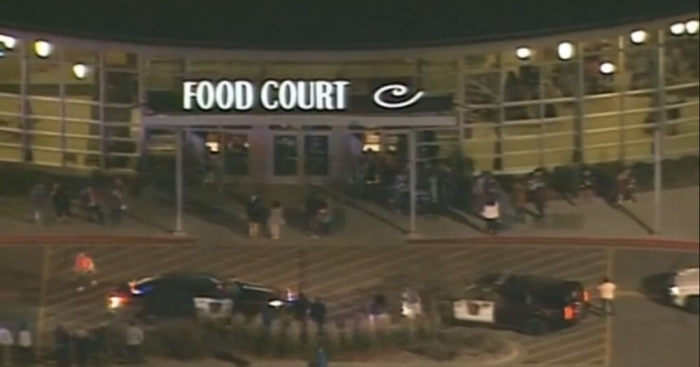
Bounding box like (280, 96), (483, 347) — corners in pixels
(406, 236), (699, 251)
(0, 235), (196, 245)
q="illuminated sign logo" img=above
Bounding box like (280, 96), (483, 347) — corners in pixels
(182, 79), (423, 112)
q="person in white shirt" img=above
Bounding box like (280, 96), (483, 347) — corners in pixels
(0, 325), (14, 367)
(125, 322), (144, 365)
(481, 198), (500, 235)
(597, 277), (617, 316)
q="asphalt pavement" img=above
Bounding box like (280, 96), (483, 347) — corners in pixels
(13, 244), (609, 366)
(0, 243), (697, 366)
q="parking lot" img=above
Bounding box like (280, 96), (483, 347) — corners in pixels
(0, 243), (613, 366)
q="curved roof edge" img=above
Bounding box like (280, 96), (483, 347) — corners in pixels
(1, 13), (698, 62)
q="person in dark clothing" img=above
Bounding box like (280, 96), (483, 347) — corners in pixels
(255, 199), (268, 230)
(51, 183), (71, 221)
(261, 304), (274, 337)
(108, 187), (126, 226)
(246, 195), (262, 238)
(82, 186), (104, 225)
(54, 325), (71, 367)
(73, 329), (90, 367)
(91, 325), (109, 367)
(578, 167), (595, 204)
(305, 193), (323, 232)
(511, 179), (528, 223)
(293, 293), (311, 322)
(309, 298), (327, 336)
(293, 293), (310, 344)
(527, 169), (548, 219)
(615, 168), (637, 204)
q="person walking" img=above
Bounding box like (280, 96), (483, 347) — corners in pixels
(29, 183), (48, 225)
(0, 324), (13, 367)
(481, 198), (500, 235)
(108, 188), (126, 226)
(318, 200), (333, 236)
(54, 324), (71, 367)
(82, 186), (104, 225)
(597, 277), (617, 316)
(73, 252), (98, 292)
(246, 194), (261, 238)
(16, 322), (33, 367)
(124, 322), (144, 365)
(615, 168), (637, 204)
(578, 167), (596, 204)
(527, 169), (547, 219)
(267, 201), (285, 240)
(51, 182), (71, 222)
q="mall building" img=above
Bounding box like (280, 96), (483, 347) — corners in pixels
(0, 11), (698, 184)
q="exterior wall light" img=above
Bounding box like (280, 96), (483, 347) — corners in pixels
(557, 41), (575, 61)
(516, 47), (533, 60)
(0, 34), (17, 50)
(34, 40), (53, 58)
(670, 22), (686, 36)
(599, 61), (616, 75)
(72, 63), (89, 80)
(630, 29), (648, 45)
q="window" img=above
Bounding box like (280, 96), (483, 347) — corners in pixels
(273, 135), (298, 175)
(304, 135), (329, 175)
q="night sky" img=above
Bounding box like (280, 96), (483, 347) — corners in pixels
(1, 0), (698, 49)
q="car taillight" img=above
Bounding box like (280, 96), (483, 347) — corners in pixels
(108, 296), (125, 309)
(563, 306), (575, 320)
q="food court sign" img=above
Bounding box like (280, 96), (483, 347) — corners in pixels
(182, 80), (424, 112)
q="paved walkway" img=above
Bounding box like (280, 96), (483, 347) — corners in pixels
(0, 185), (697, 246)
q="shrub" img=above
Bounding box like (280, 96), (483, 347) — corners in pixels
(406, 341), (458, 361)
(351, 327), (372, 352)
(389, 325), (413, 348)
(150, 320), (207, 360)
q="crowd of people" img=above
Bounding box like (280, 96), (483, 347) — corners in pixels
(28, 179), (128, 227)
(0, 319), (145, 367)
(350, 149), (639, 236)
(245, 192), (335, 240)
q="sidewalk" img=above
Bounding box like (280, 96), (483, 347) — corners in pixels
(0, 185), (697, 246)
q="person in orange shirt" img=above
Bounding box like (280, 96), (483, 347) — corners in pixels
(73, 252), (98, 292)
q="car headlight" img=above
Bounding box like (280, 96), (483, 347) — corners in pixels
(108, 296), (124, 309)
(670, 286), (680, 296)
(268, 300), (285, 308)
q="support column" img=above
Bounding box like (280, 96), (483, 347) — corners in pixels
(653, 30), (666, 234)
(20, 42), (29, 162)
(136, 54), (146, 157)
(574, 43), (586, 164)
(59, 49), (67, 166)
(98, 52), (106, 168)
(455, 58), (466, 141)
(174, 128), (186, 236)
(408, 129), (417, 234)
(617, 36), (627, 162)
(496, 58), (505, 171)
(538, 64), (545, 167)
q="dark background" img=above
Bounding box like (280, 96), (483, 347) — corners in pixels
(1, 0), (698, 50)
